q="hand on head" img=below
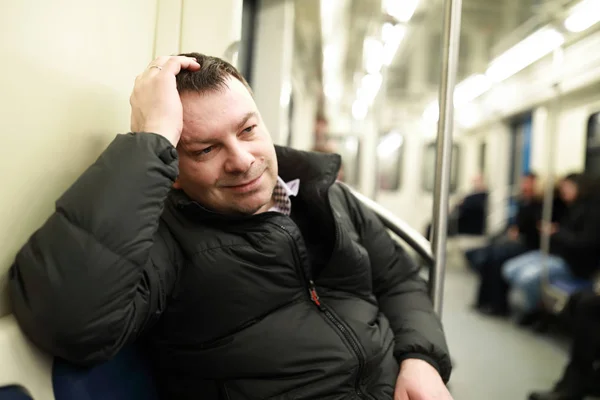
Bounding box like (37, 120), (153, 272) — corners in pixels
(130, 55), (201, 146)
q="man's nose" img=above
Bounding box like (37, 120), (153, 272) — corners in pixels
(224, 142), (255, 174)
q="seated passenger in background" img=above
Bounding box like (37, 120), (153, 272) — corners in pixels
(473, 173), (544, 316)
(426, 174), (489, 240)
(452, 174), (489, 236)
(8, 54), (452, 400)
(503, 173), (600, 324)
(528, 289), (600, 400)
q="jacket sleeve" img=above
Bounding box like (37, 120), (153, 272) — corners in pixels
(9, 132), (183, 366)
(338, 185), (452, 383)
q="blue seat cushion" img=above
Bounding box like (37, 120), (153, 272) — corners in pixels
(549, 276), (593, 294)
(0, 386), (33, 400)
(52, 345), (159, 400)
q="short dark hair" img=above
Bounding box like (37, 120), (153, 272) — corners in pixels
(175, 52), (252, 96)
(523, 172), (537, 179)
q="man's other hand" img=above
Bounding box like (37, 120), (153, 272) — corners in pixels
(130, 55), (201, 146)
(394, 358), (453, 400)
(507, 225), (519, 241)
(537, 221), (558, 236)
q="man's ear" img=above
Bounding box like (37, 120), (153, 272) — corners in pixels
(173, 178), (181, 189)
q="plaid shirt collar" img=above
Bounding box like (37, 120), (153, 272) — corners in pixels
(268, 177), (300, 216)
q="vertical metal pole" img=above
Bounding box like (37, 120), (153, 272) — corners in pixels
(429, 0), (463, 316)
(540, 47), (563, 286)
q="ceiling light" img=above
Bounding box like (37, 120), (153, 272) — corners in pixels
(383, 0), (420, 23)
(485, 27), (564, 83)
(352, 99), (369, 120)
(456, 104), (480, 129)
(377, 131), (404, 158)
(453, 74), (491, 108)
(564, 0), (600, 33)
(363, 38), (384, 74)
(423, 101), (440, 123)
(383, 25), (406, 66)
(324, 81), (342, 100)
(357, 72), (383, 105)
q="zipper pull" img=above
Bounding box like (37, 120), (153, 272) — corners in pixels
(309, 280), (323, 309)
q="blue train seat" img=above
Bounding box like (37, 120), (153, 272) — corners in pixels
(549, 276), (593, 294)
(542, 275), (595, 314)
(52, 345), (159, 400)
(0, 313), (160, 400)
(0, 386), (33, 400)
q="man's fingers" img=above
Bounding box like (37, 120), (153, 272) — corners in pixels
(142, 56), (200, 78)
(146, 55), (170, 69)
(394, 388), (409, 400)
(161, 56), (201, 76)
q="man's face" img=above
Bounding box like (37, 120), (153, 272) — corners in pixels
(520, 176), (536, 198)
(559, 179), (578, 204)
(174, 77), (278, 215)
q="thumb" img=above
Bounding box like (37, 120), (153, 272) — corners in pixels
(394, 386), (410, 400)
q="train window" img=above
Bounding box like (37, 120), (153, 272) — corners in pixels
(585, 112), (600, 177)
(422, 143), (460, 193)
(377, 131), (404, 191)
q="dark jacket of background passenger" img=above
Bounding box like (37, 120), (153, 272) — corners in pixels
(8, 133), (451, 400)
(515, 191), (566, 251)
(515, 197), (543, 250)
(551, 196), (600, 279)
(455, 191), (488, 235)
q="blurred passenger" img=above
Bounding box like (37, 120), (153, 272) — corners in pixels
(426, 174), (489, 240)
(472, 173), (543, 315)
(451, 174), (489, 236)
(503, 173), (600, 323)
(528, 289), (600, 400)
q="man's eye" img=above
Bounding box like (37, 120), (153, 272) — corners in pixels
(195, 146), (213, 156)
(243, 125), (256, 134)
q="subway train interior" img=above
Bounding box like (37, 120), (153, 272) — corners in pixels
(2, 0), (600, 399)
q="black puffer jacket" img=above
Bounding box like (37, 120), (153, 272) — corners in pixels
(9, 133), (451, 399)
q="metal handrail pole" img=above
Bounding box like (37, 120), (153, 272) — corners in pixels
(429, 0), (463, 316)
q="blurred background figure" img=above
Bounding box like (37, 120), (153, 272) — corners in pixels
(425, 173), (488, 240)
(528, 289), (600, 400)
(503, 173), (600, 326)
(471, 172), (543, 316)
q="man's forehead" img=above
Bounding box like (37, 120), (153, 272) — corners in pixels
(180, 110), (258, 146)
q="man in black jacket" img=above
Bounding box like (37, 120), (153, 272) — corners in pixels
(9, 53), (452, 399)
(472, 173), (543, 315)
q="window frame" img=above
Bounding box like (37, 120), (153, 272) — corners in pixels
(421, 142), (461, 194)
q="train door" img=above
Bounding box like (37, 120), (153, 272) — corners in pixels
(507, 113), (533, 224)
(585, 111), (600, 177)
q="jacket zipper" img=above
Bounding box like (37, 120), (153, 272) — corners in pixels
(274, 222), (367, 399)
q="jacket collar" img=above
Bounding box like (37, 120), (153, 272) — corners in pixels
(168, 145), (341, 220)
